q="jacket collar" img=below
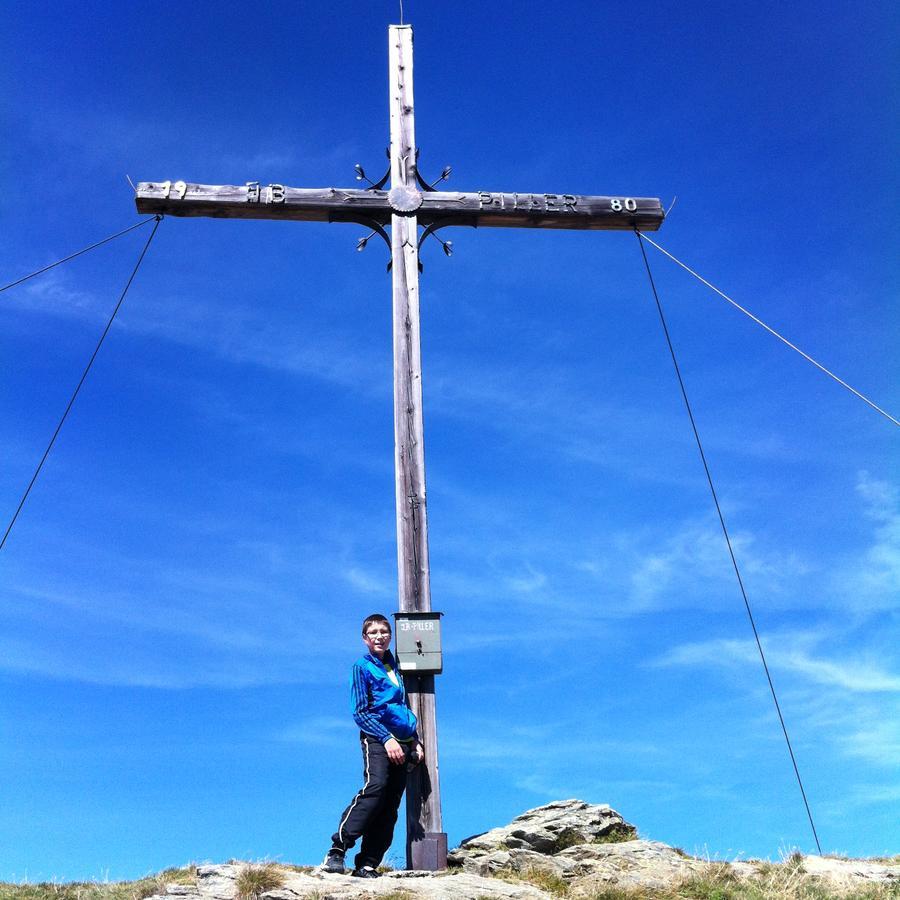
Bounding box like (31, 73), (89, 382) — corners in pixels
(364, 649), (396, 669)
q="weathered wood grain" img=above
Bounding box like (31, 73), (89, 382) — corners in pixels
(388, 24), (446, 870)
(134, 181), (665, 231)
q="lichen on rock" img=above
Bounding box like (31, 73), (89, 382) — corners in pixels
(447, 799), (637, 876)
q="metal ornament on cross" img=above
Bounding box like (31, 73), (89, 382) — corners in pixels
(135, 24), (665, 872)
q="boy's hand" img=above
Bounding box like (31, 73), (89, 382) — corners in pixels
(412, 742), (425, 764)
(385, 737), (406, 764)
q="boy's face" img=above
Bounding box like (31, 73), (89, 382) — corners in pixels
(363, 622), (392, 658)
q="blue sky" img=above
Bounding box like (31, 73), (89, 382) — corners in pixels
(1, 0), (897, 882)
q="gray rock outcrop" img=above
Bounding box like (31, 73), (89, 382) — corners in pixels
(445, 799), (708, 889)
(800, 854), (900, 886)
(137, 799), (899, 900)
(155, 863), (548, 900)
(447, 798), (637, 877)
(556, 840), (708, 889)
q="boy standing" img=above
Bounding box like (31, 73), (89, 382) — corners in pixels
(323, 614), (424, 877)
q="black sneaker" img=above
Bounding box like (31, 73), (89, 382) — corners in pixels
(351, 866), (380, 879)
(322, 850), (345, 874)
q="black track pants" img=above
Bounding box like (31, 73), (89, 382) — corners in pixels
(330, 733), (411, 869)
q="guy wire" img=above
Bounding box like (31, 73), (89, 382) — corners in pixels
(635, 231), (898, 428)
(1, 217), (158, 294)
(1, 216), (163, 552)
(634, 230), (824, 855)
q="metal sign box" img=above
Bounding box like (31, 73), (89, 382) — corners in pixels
(393, 611), (443, 674)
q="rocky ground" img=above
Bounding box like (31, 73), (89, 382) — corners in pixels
(46, 800), (900, 900)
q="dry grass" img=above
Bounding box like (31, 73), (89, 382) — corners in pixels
(592, 827), (639, 846)
(672, 861), (899, 898)
(494, 865), (571, 896)
(4, 856), (896, 900)
(0, 867), (198, 900)
(279, 865), (314, 875)
(491, 858), (900, 900)
(234, 864), (284, 900)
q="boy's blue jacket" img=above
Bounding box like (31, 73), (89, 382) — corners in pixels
(350, 650), (418, 744)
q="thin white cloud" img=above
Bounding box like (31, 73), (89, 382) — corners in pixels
(343, 566), (391, 596)
(838, 715), (900, 768)
(832, 472), (900, 613)
(505, 564), (547, 594)
(513, 772), (673, 806)
(1, 536), (373, 688)
(5, 263), (834, 501)
(782, 655), (900, 693)
(656, 634), (900, 694)
(443, 631), (524, 652)
(627, 521), (808, 611)
(840, 783), (900, 808)
(0, 632), (327, 690)
(12, 270), (106, 319)
(654, 627), (900, 781)
(7, 272), (387, 398)
(442, 720), (661, 769)
(274, 716), (354, 745)
(442, 725), (546, 763)
(120, 293), (385, 393)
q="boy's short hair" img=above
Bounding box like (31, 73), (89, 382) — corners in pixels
(362, 613), (392, 636)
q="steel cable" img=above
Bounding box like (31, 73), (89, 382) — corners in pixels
(636, 231), (898, 427)
(1, 217), (158, 295)
(1, 216), (163, 552)
(635, 230), (824, 854)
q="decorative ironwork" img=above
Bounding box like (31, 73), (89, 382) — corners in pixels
(417, 217), (477, 252)
(354, 149), (391, 191)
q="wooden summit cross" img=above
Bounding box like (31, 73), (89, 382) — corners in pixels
(136, 24), (664, 871)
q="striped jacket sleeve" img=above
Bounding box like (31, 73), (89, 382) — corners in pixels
(350, 663), (391, 743)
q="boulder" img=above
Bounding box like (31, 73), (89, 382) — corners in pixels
(558, 840), (707, 889)
(448, 799), (635, 874)
(195, 865), (240, 900)
(775, 855), (899, 887)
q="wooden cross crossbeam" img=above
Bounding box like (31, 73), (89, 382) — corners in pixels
(134, 24), (664, 873)
(134, 181), (664, 233)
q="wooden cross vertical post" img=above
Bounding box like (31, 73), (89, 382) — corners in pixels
(387, 26), (445, 870)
